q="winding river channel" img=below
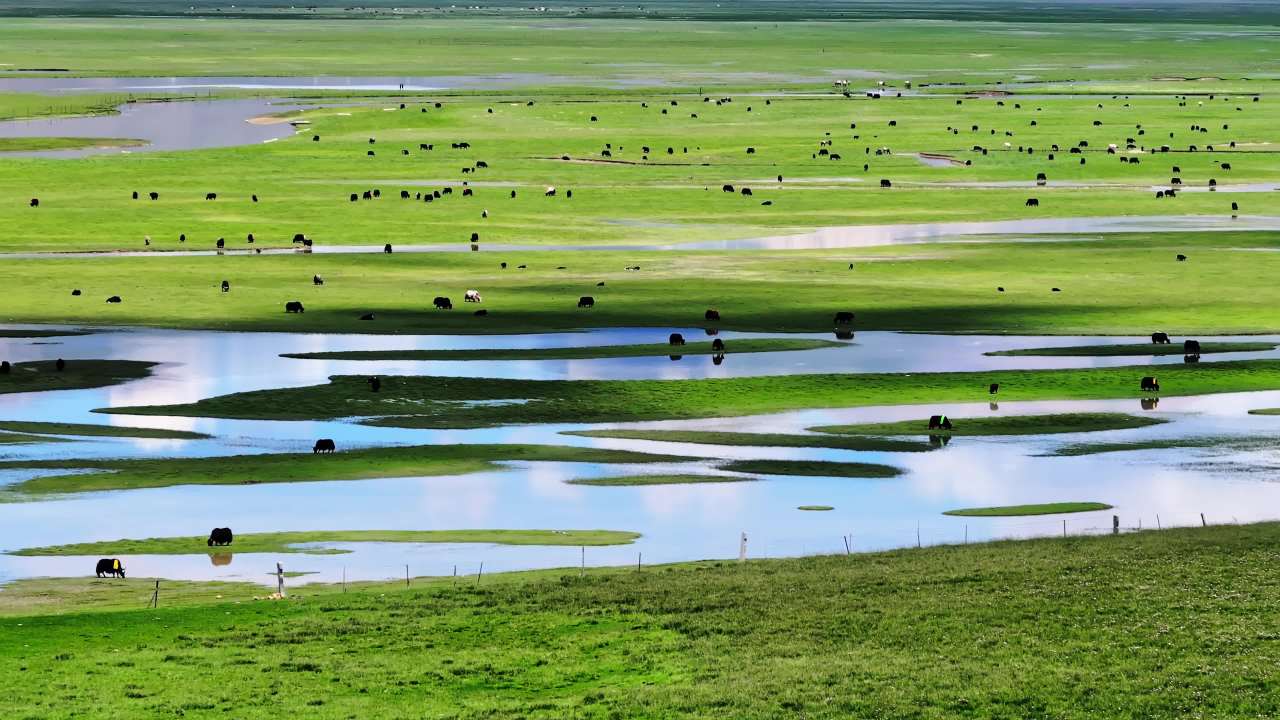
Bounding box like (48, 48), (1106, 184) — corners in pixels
(2, 325), (1280, 586)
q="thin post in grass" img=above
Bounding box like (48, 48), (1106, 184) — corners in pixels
(842, 535), (850, 555)
(1062, 519), (1067, 538)
(149, 580), (159, 609)
(738, 532), (747, 561)
(405, 564), (410, 588)
(1201, 512), (1207, 527)
(964, 525), (968, 545)
(342, 567), (346, 593)
(476, 562), (484, 584)
(581, 546), (585, 577)
(1157, 514), (1161, 530)
(637, 552), (642, 573)
(916, 523), (921, 549)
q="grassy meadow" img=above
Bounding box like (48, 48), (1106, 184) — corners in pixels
(2, 523), (1279, 717)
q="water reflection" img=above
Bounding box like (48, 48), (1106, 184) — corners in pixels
(0, 99), (309, 158)
(2, 324), (1280, 585)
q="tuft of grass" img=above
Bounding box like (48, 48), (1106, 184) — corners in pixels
(567, 474), (755, 487)
(11, 529), (641, 557)
(815, 413), (1168, 437)
(564, 429), (936, 452)
(0, 137), (144, 152)
(797, 505), (834, 511)
(283, 338), (842, 361)
(0, 420), (209, 440)
(715, 459), (902, 478)
(0, 444), (692, 498)
(943, 502), (1113, 517)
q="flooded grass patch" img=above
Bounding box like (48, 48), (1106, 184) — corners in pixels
(944, 502), (1112, 517)
(815, 413), (1167, 437)
(0, 420), (208, 440)
(11, 529), (641, 557)
(715, 459), (902, 478)
(989, 342), (1277, 357)
(282, 338), (840, 361)
(0, 359), (154, 395)
(567, 474), (754, 486)
(563, 429), (936, 452)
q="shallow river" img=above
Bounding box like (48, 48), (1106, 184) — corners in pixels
(1, 325), (1279, 587)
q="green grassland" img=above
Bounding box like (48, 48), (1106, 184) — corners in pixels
(815, 412), (1167, 436)
(11, 529), (640, 557)
(4, 523), (1279, 717)
(0, 444), (690, 498)
(282, 338), (840, 361)
(0, 15), (1275, 82)
(989, 341), (1277, 357)
(7, 231), (1280, 336)
(0, 137), (144, 152)
(3, 89), (1276, 256)
(565, 428), (937, 452)
(943, 502), (1113, 516)
(0, 432), (59, 444)
(106, 361), (1280, 428)
(0, 420), (208, 439)
(0, 360), (154, 395)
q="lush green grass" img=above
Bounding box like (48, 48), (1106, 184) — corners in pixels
(0, 137), (144, 152)
(815, 412), (1168, 437)
(715, 459), (902, 478)
(989, 342), (1278, 357)
(797, 505), (833, 511)
(0, 420), (208, 440)
(107, 361), (1280, 428)
(564, 429), (936, 452)
(11, 530), (641, 557)
(1248, 408), (1280, 416)
(283, 338), (840, 361)
(943, 502), (1113, 517)
(0, 444), (690, 498)
(0, 15), (1270, 80)
(0, 360), (154, 395)
(567, 474), (754, 487)
(8, 231), (1280, 336)
(4, 523), (1280, 717)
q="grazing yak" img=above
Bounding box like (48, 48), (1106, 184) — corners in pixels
(216, 238), (225, 249)
(1177, 254), (1187, 261)
(313, 438), (336, 454)
(711, 338), (725, 352)
(722, 184), (735, 193)
(285, 301), (305, 314)
(989, 383), (1000, 395)
(401, 190), (410, 199)
(880, 179), (892, 188)
(384, 244), (393, 254)
(705, 309), (721, 321)
(474, 309), (488, 316)
(149, 192), (159, 200)
(433, 296), (453, 310)
(578, 296), (595, 308)
(1184, 339), (1202, 354)
(927, 415), (953, 431)
(741, 188), (753, 196)
(29, 198), (38, 207)
(95, 558), (125, 579)
(1151, 332), (1171, 344)
(313, 275), (324, 286)
(0, 361), (8, 374)
(208, 528), (233, 547)
(1141, 376), (1161, 392)
(71, 289), (81, 296)
(350, 193), (359, 202)
(833, 311), (855, 325)
(669, 333), (686, 346)
(221, 280), (230, 293)
(205, 193), (217, 200)
(359, 313), (375, 321)
(106, 296), (122, 303)
(368, 377), (381, 392)
(464, 289), (482, 303)
(1025, 198), (1040, 207)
